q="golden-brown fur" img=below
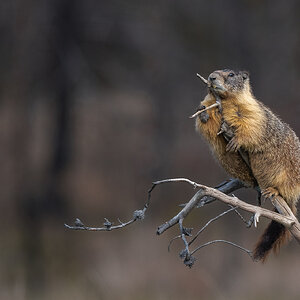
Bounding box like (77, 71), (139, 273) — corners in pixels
(195, 93), (256, 187)
(195, 69), (300, 261)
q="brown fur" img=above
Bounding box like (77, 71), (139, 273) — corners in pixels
(195, 93), (256, 187)
(195, 69), (300, 260)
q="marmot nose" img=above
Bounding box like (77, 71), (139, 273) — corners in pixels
(209, 74), (217, 81)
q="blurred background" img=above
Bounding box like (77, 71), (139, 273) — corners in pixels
(1, 0), (300, 299)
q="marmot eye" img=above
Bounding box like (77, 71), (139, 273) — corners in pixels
(228, 72), (235, 77)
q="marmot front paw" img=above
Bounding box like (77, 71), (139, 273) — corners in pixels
(220, 121), (235, 139)
(197, 105), (209, 123)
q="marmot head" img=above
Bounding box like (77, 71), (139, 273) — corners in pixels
(207, 69), (251, 98)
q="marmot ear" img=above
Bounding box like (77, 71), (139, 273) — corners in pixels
(242, 71), (249, 80)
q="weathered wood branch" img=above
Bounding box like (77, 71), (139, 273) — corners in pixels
(65, 176), (300, 266)
(64, 201), (149, 232)
(271, 196), (300, 244)
(155, 178), (300, 242)
(196, 178), (245, 207)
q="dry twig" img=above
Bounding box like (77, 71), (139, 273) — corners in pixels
(64, 184), (155, 231)
(196, 73), (208, 84)
(189, 103), (220, 119)
(190, 72), (223, 119)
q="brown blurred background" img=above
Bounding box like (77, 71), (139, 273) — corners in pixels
(1, 0), (300, 299)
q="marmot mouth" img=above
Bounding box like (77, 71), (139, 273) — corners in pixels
(208, 85), (227, 101)
(209, 84), (226, 92)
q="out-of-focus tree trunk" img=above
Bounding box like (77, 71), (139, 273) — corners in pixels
(1, 0), (80, 296)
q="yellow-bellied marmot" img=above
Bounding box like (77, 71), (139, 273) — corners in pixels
(195, 69), (300, 261)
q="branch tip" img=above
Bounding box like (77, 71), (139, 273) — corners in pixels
(189, 103), (219, 119)
(196, 73), (208, 84)
(184, 255), (196, 268)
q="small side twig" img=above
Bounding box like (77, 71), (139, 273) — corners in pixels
(228, 204), (254, 228)
(168, 205), (253, 265)
(189, 103), (219, 119)
(190, 240), (253, 259)
(190, 73), (222, 119)
(196, 73), (208, 84)
(179, 219), (191, 252)
(178, 218), (194, 266)
(168, 235), (181, 252)
(188, 206), (237, 246)
(64, 184), (156, 232)
(64, 209), (146, 231)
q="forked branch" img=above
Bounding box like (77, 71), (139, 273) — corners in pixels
(153, 178), (300, 267)
(65, 177), (300, 267)
(154, 178), (298, 236)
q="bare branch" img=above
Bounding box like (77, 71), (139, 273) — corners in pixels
(179, 218), (191, 257)
(190, 239), (253, 259)
(65, 175), (300, 265)
(271, 196), (300, 244)
(64, 181), (160, 232)
(155, 177), (246, 207)
(196, 73), (208, 84)
(196, 178), (246, 207)
(155, 179), (298, 239)
(64, 208), (146, 231)
(168, 235), (181, 252)
(64, 217), (136, 231)
(156, 188), (204, 235)
(188, 206), (237, 246)
(227, 204), (255, 228)
(189, 103), (219, 119)
(153, 177), (203, 188)
(64, 194), (151, 232)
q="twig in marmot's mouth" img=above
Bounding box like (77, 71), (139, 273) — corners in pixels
(196, 73), (208, 84)
(189, 102), (219, 119)
(190, 73), (221, 118)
